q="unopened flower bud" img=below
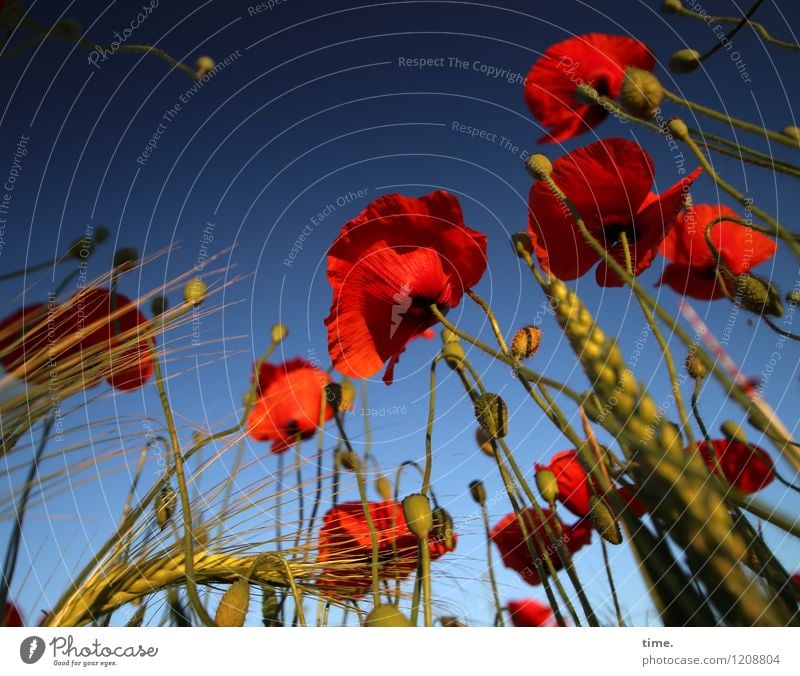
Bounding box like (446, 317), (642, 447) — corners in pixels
(469, 479), (487, 505)
(432, 507), (455, 550)
(525, 154), (553, 180)
(93, 226), (110, 243)
(150, 295), (169, 316)
(402, 493), (433, 539)
(720, 420), (747, 444)
(573, 83), (598, 105)
(365, 604), (413, 627)
(781, 125), (800, 146)
(474, 393), (508, 439)
(336, 449), (359, 472)
(113, 246), (139, 271)
(668, 49), (702, 74)
(215, 579), (250, 627)
(271, 323), (288, 343)
(684, 352), (707, 380)
(666, 117), (689, 139)
(339, 378), (356, 411)
(475, 426), (495, 457)
(661, 0), (683, 13)
(619, 68), (663, 120)
(589, 495), (622, 545)
(68, 235), (95, 259)
(732, 274), (783, 317)
(786, 289), (800, 306)
(511, 326), (542, 361)
(375, 475), (392, 501)
(442, 340), (465, 370)
(195, 56), (216, 78)
(324, 382), (343, 411)
(535, 468), (559, 505)
(510, 231), (533, 259)
(155, 484), (177, 529)
(183, 278), (208, 305)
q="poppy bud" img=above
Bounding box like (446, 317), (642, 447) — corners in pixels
(375, 475), (392, 501)
(720, 420), (747, 444)
(195, 56), (216, 78)
(441, 327), (458, 343)
(432, 506), (455, 550)
(525, 154), (553, 180)
(215, 579), (250, 627)
(365, 604), (413, 627)
(786, 289), (800, 306)
(511, 325), (542, 361)
(510, 231), (533, 259)
(573, 83), (598, 105)
(474, 393), (508, 439)
(339, 378), (356, 411)
(619, 68), (663, 120)
(684, 352), (707, 380)
(469, 479), (487, 505)
(155, 484), (177, 529)
(442, 340), (465, 370)
(113, 246), (139, 271)
(535, 468), (559, 505)
(666, 117), (689, 140)
(475, 426), (495, 457)
(323, 382), (342, 411)
(668, 49), (702, 74)
(781, 125), (800, 146)
(183, 278), (207, 305)
(732, 273), (783, 317)
(402, 493), (433, 539)
(150, 295), (169, 316)
(336, 449), (360, 472)
(93, 226), (110, 244)
(68, 235), (95, 259)
(269, 323), (288, 344)
(589, 495), (622, 545)
(661, 0), (683, 13)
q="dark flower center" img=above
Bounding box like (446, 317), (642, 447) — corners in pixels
(602, 220), (638, 247)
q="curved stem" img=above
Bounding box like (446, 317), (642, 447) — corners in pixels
(419, 538), (432, 627)
(480, 504), (504, 627)
(422, 355), (443, 496)
(696, 0), (766, 62)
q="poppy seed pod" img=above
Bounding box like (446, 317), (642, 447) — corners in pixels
(195, 56), (216, 78)
(215, 579), (250, 627)
(732, 273), (783, 317)
(666, 117), (689, 140)
(375, 475), (392, 501)
(661, 0), (683, 14)
(668, 49), (702, 74)
(589, 495), (622, 545)
(469, 479), (487, 505)
(271, 323), (288, 344)
(336, 449), (360, 472)
(475, 426), (495, 457)
(441, 327), (458, 343)
(474, 393), (508, 439)
(432, 506), (456, 550)
(150, 295), (169, 316)
(511, 325), (542, 361)
(93, 226), (110, 244)
(113, 246), (139, 271)
(339, 378), (357, 411)
(183, 278), (208, 305)
(720, 420), (748, 444)
(365, 604), (413, 627)
(781, 125), (800, 146)
(155, 484), (177, 530)
(525, 154), (553, 180)
(535, 468), (559, 505)
(619, 68), (664, 120)
(684, 352), (708, 380)
(442, 340), (465, 370)
(402, 493), (433, 539)
(510, 231), (533, 259)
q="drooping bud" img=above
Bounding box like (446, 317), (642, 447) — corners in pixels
(365, 604), (413, 627)
(113, 246), (139, 271)
(781, 125), (800, 146)
(589, 495), (622, 545)
(195, 56), (216, 78)
(510, 231), (533, 259)
(661, 0), (683, 14)
(525, 154), (553, 180)
(474, 393), (508, 439)
(68, 235), (95, 259)
(442, 340), (465, 370)
(619, 68), (663, 120)
(468, 479), (487, 505)
(511, 325), (542, 361)
(215, 579), (250, 627)
(684, 352), (708, 380)
(475, 426), (495, 457)
(92, 226), (110, 244)
(535, 468), (559, 505)
(271, 323), (288, 343)
(732, 274), (783, 317)
(183, 278), (208, 305)
(720, 420), (748, 444)
(339, 378), (356, 411)
(666, 117), (689, 140)
(786, 289), (800, 306)
(150, 295), (169, 316)
(402, 493), (433, 539)
(432, 507), (455, 550)
(336, 449), (359, 472)
(155, 483), (177, 530)
(668, 49), (702, 74)
(375, 475), (392, 501)
(324, 382), (343, 411)
(573, 83), (598, 105)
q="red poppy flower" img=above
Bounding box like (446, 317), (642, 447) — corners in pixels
(694, 439), (775, 494)
(489, 507), (592, 585)
(524, 34), (655, 143)
(317, 500), (457, 600)
(659, 204), (777, 300)
(247, 357), (333, 453)
(325, 191), (487, 385)
(535, 450), (645, 518)
(507, 598), (557, 627)
(528, 138), (701, 286)
(3, 601), (24, 627)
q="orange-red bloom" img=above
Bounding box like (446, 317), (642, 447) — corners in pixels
(535, 450), (645, 518)
(507, 598), (557, 627)
(325, 191), (487, 384)
(659, 204), (777, 299)
(3, 601), (24, 627)
(525, 34), (655, 143)
(246, 358), (333, 454)
(528, 138), (701, 286)
(694, 439), (775, 494)
(317, 500), (457, 599)
(490, 507), (592, 585)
